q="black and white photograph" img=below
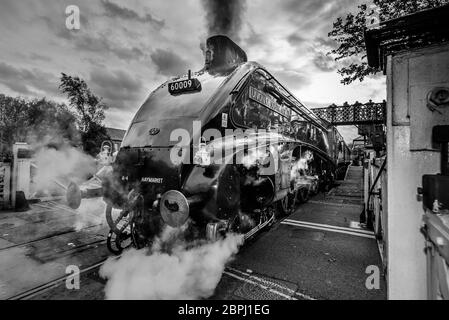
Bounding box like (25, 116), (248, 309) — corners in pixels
(0, 0), (448, 306)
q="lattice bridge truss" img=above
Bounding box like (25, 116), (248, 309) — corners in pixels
(313, 101), (386, 126)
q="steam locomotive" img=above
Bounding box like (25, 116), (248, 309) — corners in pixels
(103, 35), (350, 253)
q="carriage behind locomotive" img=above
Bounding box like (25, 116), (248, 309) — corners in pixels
(102, 36), (350, 253)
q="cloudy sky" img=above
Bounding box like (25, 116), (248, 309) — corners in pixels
(0, 0), (385, 142)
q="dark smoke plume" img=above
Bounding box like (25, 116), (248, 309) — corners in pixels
(201, 0), (247, 41)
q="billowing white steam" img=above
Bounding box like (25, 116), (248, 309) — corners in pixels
(100, 229), (244, 300)
(73, 198), (106, 231)
(33, 146), (96, 193)
(241, 148), (270, 169)
(291, 150), (314, 181)
(32, 146), (104, 230)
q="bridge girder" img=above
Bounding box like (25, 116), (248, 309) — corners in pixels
(313, 102), (386, 127)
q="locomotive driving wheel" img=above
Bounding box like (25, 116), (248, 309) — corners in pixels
(105, 189), (144, 235)
(105, 191), (145, 253)
(107, 222), (133, 255)
(105, 202), (130, 235)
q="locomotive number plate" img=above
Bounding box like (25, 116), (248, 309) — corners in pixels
(168, 78), (201, 95)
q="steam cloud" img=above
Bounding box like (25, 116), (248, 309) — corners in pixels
(74, 198), (106, 231)
(201, 0), (247, 41)
(100, 228), (244, 300)
(32, 145), (102, 230)
(290, 150), (315, 181)
(33, 146), (97, 194)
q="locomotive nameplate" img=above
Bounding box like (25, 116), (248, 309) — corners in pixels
(168, 78), (201, 95)
(249, 86), (292, 119)
(141, 177), (164, 184)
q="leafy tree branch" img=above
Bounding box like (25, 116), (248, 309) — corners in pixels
(328, 0), (449, 85)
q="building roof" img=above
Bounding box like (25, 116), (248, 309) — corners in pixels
(365, 4), (449, 70)
(106, 127), (126, 141)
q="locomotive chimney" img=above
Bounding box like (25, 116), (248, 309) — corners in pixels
(203, 35), (247, 74)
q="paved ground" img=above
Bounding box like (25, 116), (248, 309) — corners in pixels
(212, 166), (385, 300)
(0, 199), (109, 299)
(0, 166), (386, 300)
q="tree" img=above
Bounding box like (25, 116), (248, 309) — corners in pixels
(0, 94), (28, 151)
(59, 73), (109, 156)
(0, 94), (80, 159)
(25, 98), (80, 148)
(328, 0), (449, 85)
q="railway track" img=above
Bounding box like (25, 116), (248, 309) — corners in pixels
(4, 198), (303, 301)
(8, 257), (310, 301)
(6, 259), (110, 300)
(2, 231), (109, 300)
(0, 223), (104, 252)
(0, 199), (106, 252)
(0, 200), (110, 300)
(5, 215), (282, 300)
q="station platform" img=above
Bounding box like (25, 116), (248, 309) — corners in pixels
(0, 166), (386, 300)
(213, 166), (386, 300)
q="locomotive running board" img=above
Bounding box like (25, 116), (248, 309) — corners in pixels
(243, 213), (275, 241)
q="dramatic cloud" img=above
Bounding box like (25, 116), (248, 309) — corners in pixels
(244, 23), (266, 48)
(272, 69), (310, 92)
(287, 34), (306, 47)
(0, 62), (59, 96)
(280, 0), (353, 27)
(0, 0), (385, 141)
(57, 31), (145, 62)
(38, 4), (147, 63)
(281, 0), (328, 13)
(29, 53), (52, 62)
(311, 38), (338, 72)
(150, 49), (189, 77)
(90, 68), (143, 105)
(101, 0), (164, 28)
(313, 53), (336, 72)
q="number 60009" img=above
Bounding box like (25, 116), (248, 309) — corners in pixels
(170, 80), (192, 91)
(168, 77), (201, 95)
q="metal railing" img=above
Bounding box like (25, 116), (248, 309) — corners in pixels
(313, 101), (386, 126)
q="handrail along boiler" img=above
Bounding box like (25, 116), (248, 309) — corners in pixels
(103, 36), (351, 253)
